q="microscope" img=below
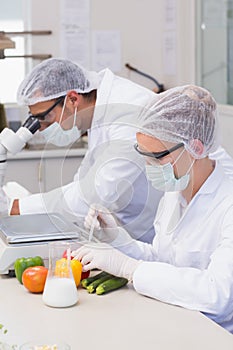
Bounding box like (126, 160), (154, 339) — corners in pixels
(0, 116), (88, 275)
(0, 115), (40, 189)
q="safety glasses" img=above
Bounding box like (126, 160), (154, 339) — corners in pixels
(134, 142), (184, 160)
(28, 95), (65, 121)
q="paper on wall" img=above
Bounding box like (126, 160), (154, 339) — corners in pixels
(60, 0), (90, 68)
(163, 31), (177, 76)
(60, 0), (90, 28)
(91, 30), (121, 73)
(60, 27), (90, 68)
(164, 0), (177, 30)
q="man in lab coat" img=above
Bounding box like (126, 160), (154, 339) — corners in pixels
(9, 58), (163, 243)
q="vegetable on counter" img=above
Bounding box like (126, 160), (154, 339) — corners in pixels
(80, 270), (90, 280)
(81, 271), (128, 295)
(14, 256), (44, 284)
(62, 249), (90, 281)
(22, 266), (48, 293)
(81, 271), (111, 289)
(86, 274), (113, 294)
(96, 277), (128, 295)
(55, 258), (83, 287)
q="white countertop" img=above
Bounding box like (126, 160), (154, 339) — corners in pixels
(7, 147), (87, 160)
(0, 275), (233, 349)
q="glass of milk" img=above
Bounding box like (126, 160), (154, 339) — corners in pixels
(42, 241), (79, 308)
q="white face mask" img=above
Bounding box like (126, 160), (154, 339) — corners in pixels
(145, 150), (194, 192)
(40, 97), (81, 147)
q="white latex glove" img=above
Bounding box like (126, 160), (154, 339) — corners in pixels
(72, 242), (141, 281)
(84, 204), (120, 243)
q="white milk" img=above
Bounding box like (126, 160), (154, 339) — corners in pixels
(42, 277), (78, 308)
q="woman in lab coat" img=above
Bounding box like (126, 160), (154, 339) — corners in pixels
(10, 58), (163, 243)
(74, 85), (233, 333)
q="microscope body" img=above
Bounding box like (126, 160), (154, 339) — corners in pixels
(0, 116), (41, 187)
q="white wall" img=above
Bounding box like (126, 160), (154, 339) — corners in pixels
(28, 0), (196, 89)
(27, 0), (233, 156)
(217, 105), (233, 156)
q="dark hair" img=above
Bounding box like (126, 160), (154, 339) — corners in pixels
(79, 90), (97, 103)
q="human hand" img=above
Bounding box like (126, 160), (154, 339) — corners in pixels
(84, 204), (120, 243)
(72, 242), (141, 281)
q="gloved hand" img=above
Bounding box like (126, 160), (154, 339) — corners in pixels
(72, 242), (141, 281)
(84, 204), (120, 243)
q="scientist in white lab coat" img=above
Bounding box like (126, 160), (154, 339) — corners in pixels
(74, 85), (233, 333)
(10, 58), (162, 243)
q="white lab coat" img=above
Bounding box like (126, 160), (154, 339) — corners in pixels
(114, 162), (233, 333)
(19, 68), (162, 242)
(210, 145), (233, 179)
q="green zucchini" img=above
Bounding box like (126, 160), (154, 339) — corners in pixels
(86, 273), (113, 293)
(81, 271), (111, 289)
(96, 277), (128, 295)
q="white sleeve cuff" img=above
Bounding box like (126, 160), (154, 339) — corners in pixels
(111, 226), (134, 248)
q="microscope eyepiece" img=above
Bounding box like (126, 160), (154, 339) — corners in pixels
(22, 116), (41, 134)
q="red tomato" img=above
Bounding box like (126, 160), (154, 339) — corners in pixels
(22, 266), (48, 293)
(63, 249), (90, 280)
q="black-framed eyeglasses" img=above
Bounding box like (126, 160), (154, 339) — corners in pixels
(134, 142), (184, 160)
(28, 95), (65, 121)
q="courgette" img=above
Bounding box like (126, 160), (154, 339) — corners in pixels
(96, 277), (128, 295)
(86, 273), (113, 293)
(81, 271), (111, 289)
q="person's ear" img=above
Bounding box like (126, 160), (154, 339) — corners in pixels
(66, 91), (80, 107)
(189, 139), (204, 156)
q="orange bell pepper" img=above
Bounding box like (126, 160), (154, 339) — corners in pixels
(55, 258), (82, 287)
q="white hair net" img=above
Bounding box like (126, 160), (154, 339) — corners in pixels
(139, 85), (220, 159)
(17, 58), (101, 105)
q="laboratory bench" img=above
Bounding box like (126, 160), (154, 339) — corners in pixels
(0, 274), (233, 350)
(5, 147), (87, 193)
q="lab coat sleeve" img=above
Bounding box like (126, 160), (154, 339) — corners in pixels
(76, 139), (144, 208)
(60, 130), (155, 230)
(19, 130), (153, 228)
(111, 227), (158, 260)
(132, 205), (233, 324)
(19, 181), (87, 221)
(18, 140), (144, 220)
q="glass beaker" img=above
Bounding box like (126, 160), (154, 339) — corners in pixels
(42, 241), (78, 308)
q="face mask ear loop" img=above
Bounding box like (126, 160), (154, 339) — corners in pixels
(172, 147), (195, 176)
(186, 159), (195, 175)
(58, 95), (68, 125)
(73, 107), (77, 127)
(172, 148), (186, 167)
(173, 151), (195, 181)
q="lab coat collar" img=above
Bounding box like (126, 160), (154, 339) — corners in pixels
(196, 160), (225, 196)
(96, 68), (114, 105)
(163, 161), (226, 235)
(92, 68), (115, 126)
(170, 160), (224, 209)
